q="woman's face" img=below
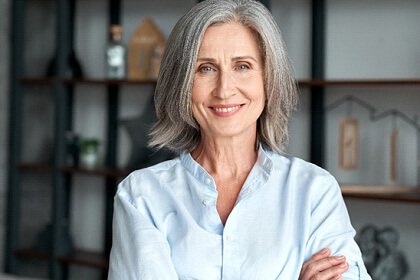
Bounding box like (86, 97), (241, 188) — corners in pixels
(191, 22), (265, 140)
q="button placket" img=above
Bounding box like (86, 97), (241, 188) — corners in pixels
(202, 178), (214, 206)
(222, 229), (240, 278)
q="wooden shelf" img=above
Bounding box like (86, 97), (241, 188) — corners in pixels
(341, 185), (420, 203)
(15, 248), (49, 261)
(15, 248), (109, 270)
(19, 76), (157, 86)
(16, 163), (53, 172)
(20, 77), (55, 85)
(60, 166), (131, 178)
(298, 79), (420, 87)
(16, 163), (130, 178)
(63, 78), (157, 85)
(58, 250), (109, 270)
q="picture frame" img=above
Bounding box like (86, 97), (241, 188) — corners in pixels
(390, 129), (398, 183)
(339, 118), (359, 170)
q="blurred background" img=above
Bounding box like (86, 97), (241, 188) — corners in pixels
(1, 0), (420, 279)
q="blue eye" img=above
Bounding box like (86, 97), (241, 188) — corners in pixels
(238, 65), (248, 70)
(201, 66), (212, 72)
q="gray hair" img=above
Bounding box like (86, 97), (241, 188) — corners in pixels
(150, 0), (297, 154)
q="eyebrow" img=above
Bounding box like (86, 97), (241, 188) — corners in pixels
(232, 56), (258, 63)
(196, 56), (258, 63)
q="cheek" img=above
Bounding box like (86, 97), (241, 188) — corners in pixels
(250, 81), (266, 104)
(190, 94), (204, 123)
(252, 86), (266, 116)
(191, 82), (205, 105)
(191, 80), (212, 118)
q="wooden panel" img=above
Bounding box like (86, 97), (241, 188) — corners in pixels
(390, 130), (398, 183)
(339, 118), (358, 170)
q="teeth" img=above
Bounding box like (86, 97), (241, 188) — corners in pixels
(213, 105), (240, 113)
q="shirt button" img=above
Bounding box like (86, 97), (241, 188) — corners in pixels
(226, 236), (232, 242)
(205, 178), (211, 184)
(202, 199), (209, 205)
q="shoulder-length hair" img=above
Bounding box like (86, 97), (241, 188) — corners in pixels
(150, 0), (297, 154)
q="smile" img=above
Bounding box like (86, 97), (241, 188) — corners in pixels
(213, 105), (241, 113)
(209, 104), (244, 117)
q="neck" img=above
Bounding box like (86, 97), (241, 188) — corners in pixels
(191, 133), (258, 178)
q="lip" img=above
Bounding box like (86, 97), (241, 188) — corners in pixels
(209, 104), (244, 117)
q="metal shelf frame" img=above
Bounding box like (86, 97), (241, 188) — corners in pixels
(6, 0), (25, 274)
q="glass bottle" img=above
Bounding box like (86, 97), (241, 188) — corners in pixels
(106, 25), (126, 79)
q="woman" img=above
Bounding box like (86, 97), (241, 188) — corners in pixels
(108, 0), (371, 279)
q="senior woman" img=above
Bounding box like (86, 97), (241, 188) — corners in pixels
(108, 0), (371, 279)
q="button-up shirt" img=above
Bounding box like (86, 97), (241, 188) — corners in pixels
(108, 148), (371, 279)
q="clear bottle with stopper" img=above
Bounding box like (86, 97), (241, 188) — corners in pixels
(106, 25), (126, 79)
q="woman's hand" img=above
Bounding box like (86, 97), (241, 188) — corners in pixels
(299, 248), (349, 280)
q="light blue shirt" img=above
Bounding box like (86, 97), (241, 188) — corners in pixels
(108, 148), (371, 279)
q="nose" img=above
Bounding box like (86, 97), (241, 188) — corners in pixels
(213, 70), (236, 99)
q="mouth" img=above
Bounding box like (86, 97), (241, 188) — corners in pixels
(209, 104), (244, 116)
(212, 105), (241, 113)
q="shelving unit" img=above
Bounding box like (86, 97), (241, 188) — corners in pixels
(299, 78), (420, 204)
(6, 0), (204, 279)
(6, 0), (419, 279)
(6, 0), (129, 278)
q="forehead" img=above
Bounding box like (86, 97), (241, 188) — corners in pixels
(198, 22), (262, 58)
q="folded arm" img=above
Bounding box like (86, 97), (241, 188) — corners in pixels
(303, 175), (371, 280)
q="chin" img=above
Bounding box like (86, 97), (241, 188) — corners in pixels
(208, 127), (254, 139)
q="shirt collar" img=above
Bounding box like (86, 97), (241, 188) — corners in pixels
(179, 145), (273, 189)
(256, 145), (274, 175)
(180, 150), (216, 190)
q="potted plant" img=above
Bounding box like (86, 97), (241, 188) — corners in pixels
(79, 138), (100, 169)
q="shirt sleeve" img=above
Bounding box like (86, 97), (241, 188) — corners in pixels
(108, 177), (179, 280)
(305, 174), (372, 280)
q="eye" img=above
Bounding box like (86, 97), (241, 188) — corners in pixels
(200, 66), (213, 72)
(237, 64), (249, 70)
